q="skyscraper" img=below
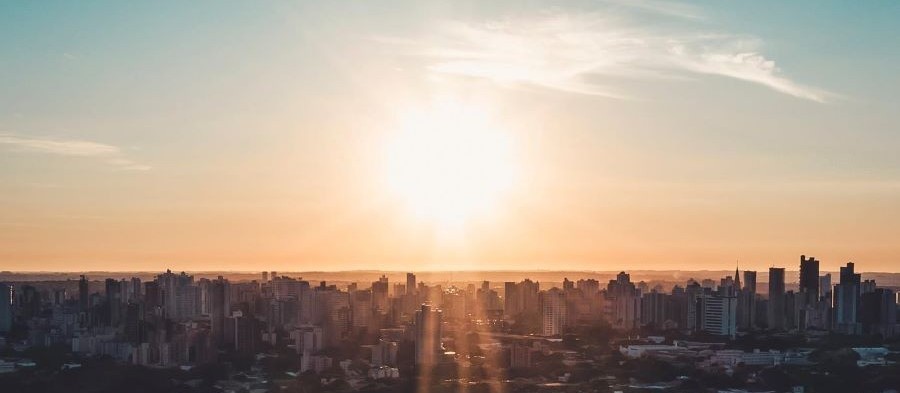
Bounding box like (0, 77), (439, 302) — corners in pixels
(131, 277), (142, 300)
(406, 273), (416, 296)
(0, 283), (12, 333)
(372, 275), (389, 313)
(819, 273), (832, 300)
(860, 288), (896, 337)
(607, 272), (640, 330)
(737, 270), (757, 329)
(210, 278), (228, 346)
(640, 291), (667, 328)
(541, 288), (567, 336)
(157, 270), (199, 320)
(834, 262), (862, 334)
(105, 278), (122, 326)
(743, 270), (758, 293)
(799, 255), (820, 306)
(415, 304), (442, 366)
(520, 279), (540, 315)
(767, 267), (786, 330)
(504, 282), (521, 317)
(685, 281), (703, 331)
(351, 290), (373, 329)
(78, 275), (89, 312)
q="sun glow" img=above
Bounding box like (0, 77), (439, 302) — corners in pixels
(385, 101), (517, 229)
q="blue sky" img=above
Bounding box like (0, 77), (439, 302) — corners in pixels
(1, 1), (899, 272)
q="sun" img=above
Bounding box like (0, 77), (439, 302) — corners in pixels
(384, 101), (517, 229)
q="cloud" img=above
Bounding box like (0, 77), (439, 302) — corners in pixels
(0, 133), (151, 171)
(600, 0), (705, 20)
(384, 9), (834, 102)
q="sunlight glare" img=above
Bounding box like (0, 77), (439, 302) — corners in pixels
(385, 101), (517, 229)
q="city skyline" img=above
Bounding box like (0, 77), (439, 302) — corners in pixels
(3, 2), (900, 392)
(1, 259), (897, 391)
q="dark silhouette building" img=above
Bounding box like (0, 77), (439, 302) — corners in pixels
(767, 267), (786, 330)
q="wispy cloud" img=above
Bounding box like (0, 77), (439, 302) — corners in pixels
(382, 9), (834, 102)
(0, 133), (151, 171)
(601, 0), (705, 20)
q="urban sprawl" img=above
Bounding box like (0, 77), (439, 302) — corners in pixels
(1, 256), (899, 392)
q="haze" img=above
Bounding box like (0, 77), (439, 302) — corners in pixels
(2, 1), (900, 272)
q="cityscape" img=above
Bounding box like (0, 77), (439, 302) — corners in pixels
(3, 1), (900, 392)
(1, 256), (899, 392)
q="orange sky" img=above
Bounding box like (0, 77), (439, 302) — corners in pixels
(2, 2), (900, 272)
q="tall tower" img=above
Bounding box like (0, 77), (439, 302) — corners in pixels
(406, 273), (417, 296)
(415, 304), (442, 366)
(767, 267), (786, 330)
(799, 255), (820, 306)
(834, 262), (862, 334)
(79, 275), (90, 311)
(210, 278), (228, 346)
(737, 270), (758, 330)
(105, 278), (123, 326)
(0, 283), (12, 333)
(541, 288), (567, 335)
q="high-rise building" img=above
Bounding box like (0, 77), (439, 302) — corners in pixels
(52, 288), (66, 306)
(144, 281), (161, 311)
(699, 294), (738, 338)
(743, 270), (757, 293)
(607, 272), (640, 330)
(157, 270), (199, 320)
(541, 288), (567, 336)
(860, 288), (896, 337)
(767, 267), (786, 330)
(372, 276), (389, 313)
(78, 275), (89, 311)
(313, 284), (350, 346)
(209, 278), (228, 346)
(640, 291), (667, 327)
(521, 279), (541, 315)
(737, 270), (757, 330)
(799, 255), (820, 306)
(351, 290), (373, 329)
(685, 281), (704, 331)
(415, 304), (442, 366)
(293, 325), (324, 354)
(504, 279), (542, 318)
(0, 283), (12, 333)
(124, 302), (143, 343)
(576, 279), (600, 297)
(819, 274), (832, 300)
(105, 278), (122, 326)
(861, 279), (877, 294)
(131, 277), (142, 301)
(273, 276), (303, 301)
(504, 282), (521, 317)
(406, 273), (417, 296)
(229, 310), (260, 353)
(834, 262), (861, 334)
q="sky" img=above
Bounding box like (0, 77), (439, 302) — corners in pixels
(2, 1), (900, 272)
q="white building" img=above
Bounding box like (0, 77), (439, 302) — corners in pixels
(699, 295), (737, 338)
